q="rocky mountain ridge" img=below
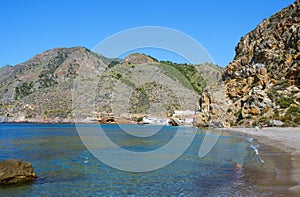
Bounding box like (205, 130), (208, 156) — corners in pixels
(0, 47), (223, 123)
(194, 0), (300, 127)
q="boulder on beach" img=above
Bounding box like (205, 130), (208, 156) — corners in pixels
(269, 120), (284, 127)
(0, 159), (37, 185)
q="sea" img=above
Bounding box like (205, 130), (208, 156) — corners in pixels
(0, 123), (294, 196)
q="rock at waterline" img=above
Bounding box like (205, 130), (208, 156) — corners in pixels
(0, 159), (37, 185)
(168, 118), (180, 126)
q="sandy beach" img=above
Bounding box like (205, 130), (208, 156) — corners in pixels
(222, 127), (300, 195)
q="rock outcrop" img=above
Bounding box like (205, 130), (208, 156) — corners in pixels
(123, 53), (156, 64)
(194, 0), (300, 127)
(0, 160), (37, 185)
(193, 83), (228, 127)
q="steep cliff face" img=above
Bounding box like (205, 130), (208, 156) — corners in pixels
(195, 0), (300, 127)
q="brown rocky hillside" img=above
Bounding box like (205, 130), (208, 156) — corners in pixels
(0, 47), (222, 123)
(0, 47), (108, 123)
(194, 0), (300, 127)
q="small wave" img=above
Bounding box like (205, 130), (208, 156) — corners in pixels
(246, 137), (254, 142)
(250, 144), (264, 163)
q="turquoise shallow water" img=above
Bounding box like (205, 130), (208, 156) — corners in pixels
(0, 124), (290, 196)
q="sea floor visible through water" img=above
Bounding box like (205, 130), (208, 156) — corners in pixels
(0, 123), (296, 196)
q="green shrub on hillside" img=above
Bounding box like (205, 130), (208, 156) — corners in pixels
(15, 82), (34, 99)
(278, 96), (294, 108)
(159, 61), (206, 94)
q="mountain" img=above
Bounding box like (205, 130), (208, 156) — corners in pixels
(0, 47), (107, 123)
(0, 47), (223, 123)
(194, 0), (300, 127)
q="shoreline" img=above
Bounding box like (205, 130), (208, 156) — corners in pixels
(221, 127), (300, 195)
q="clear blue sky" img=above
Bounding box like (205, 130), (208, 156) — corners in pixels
(0, 0), (294, 67)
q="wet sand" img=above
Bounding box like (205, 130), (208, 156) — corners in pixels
(222, 127), (300, 195)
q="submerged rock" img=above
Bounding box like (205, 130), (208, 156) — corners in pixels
(0, 159), (37, 185)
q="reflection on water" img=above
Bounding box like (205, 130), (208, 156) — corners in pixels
(233, 162), (246, 187)
(0, 124), (294, 196)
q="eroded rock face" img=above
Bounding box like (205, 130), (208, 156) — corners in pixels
(194, 83), (229, 127)
(194, 0), (300, 127)
(0, 159), (37, 185)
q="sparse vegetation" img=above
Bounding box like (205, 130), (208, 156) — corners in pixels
(234, 109), (242, 116)
(130, 87), (150, 114)
(44, 109), (70, 119)
(15, 82), (34, 99)
(108, 60), (120, 68)
(278, 96), (294, 108)
(157, 63), (194, 91)
(159, 61), (213, 94)
(120, 78), (135, 88)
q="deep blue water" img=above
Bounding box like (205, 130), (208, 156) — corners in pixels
(0, 124), (287, 196)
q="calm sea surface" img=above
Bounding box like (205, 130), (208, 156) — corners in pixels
(0, 124), (293, 196)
